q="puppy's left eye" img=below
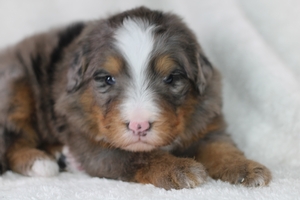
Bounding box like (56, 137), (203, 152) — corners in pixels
(105, 76), (116, 85)
(163, 71), (185, 85)
(163, 74), (174, 84)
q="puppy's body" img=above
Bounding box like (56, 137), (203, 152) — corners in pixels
(0, 7), (271, 189)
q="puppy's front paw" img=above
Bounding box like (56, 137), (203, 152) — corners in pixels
(239, 160), (271, 187)
(137, 157), (207, 190)
(216, 159), (271, 187)
(27, 158), (59, 177)
(9, 149), (59, 177)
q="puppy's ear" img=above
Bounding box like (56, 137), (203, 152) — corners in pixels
(196, 52), (213, 95)
(67, 50), (88, 93)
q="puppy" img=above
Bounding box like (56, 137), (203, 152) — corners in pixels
(0, 7), (271, 189)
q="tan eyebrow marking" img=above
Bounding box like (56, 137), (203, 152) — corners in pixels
(155, 55), (176, 76)
(103, 56), (123, 76)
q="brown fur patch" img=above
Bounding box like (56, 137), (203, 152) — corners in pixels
(94, 104), (124, 148)
(5, 80), (50, 175)
(78, 87), (104, 137)
(42, 143), (63, 158)
(7, 80), (37, 144)
(173, 94), (206, 148)
(102, 56), (123, 76)
(195, 139), (272, 186)
(134, 151), (207, 190)
(78, 87), (125, 148)
(7, 146), (52, 175)
(155, 55), (176, 76)
(151, 102), (180, 146)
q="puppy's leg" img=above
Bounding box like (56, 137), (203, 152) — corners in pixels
(195, 131), (272, 187)
(6, 80), (59, 177)
(132, 150), (207, 190)
(7, 141), (59, 177)
(68, 143), (207, 190)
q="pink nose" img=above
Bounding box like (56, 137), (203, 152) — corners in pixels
(128, 121), (150, 136)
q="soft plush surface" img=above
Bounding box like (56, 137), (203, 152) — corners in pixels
(0, 0), (299, 199)
(1, 166), (300, 200)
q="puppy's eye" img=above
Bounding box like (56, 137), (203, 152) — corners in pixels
(163, 74), (174, 84)
(105, 76), (116, 85)
(163, 71), (184, 84)
(94, 75), (116, 85)
(94, 73), (116, 93)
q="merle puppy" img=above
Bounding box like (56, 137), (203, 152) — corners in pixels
(0, 7), (271, 189)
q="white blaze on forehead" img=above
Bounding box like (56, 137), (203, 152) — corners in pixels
(114, 18), (154, 77)
(114, 18), (159, 122)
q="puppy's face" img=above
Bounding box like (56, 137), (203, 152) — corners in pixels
(60, 11), (212, 152)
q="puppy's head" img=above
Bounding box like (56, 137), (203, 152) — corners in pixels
(58, 7), (217, 152)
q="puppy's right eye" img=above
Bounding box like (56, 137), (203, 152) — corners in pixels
(94, 75), (116, 85)
(94, 73), (116, 93)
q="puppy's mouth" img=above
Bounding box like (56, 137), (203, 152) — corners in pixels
(118, 127), (176, 152)
(123, 141), (156, 152)
(121, 131), (159, 151)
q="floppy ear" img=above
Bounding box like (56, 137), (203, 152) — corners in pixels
(66, 50), (88, 93)
(196, 52), (213, 95)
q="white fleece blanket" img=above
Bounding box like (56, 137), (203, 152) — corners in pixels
(0, 0), (299, 199)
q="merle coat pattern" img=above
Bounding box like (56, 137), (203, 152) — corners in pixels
(0, 7), (271, 189)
